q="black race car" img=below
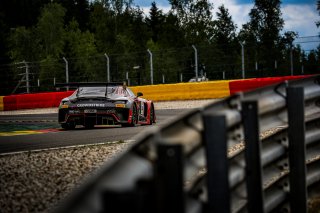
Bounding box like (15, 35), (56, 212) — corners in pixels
(56, 82), (155, 129)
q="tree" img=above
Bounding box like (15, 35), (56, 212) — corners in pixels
(0, 0), (51, 61)
(214, 5), (237, 44)
(36, 3), (66, 84)
(169, 0), (214, 45)
(212, 5), (238, 78)
(37, 3), (66, 58)
(157, 12), (186, 48)
(89, 1), (117, 52)
(187, 0), (214, 44)
(146, 2), (164, 43)
(65, 19), (99, 82)
(8, 27), (40, 63)
(239, 0), (284, 76)
(56, 0), (90, 30)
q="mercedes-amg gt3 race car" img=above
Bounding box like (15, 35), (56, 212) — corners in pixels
(56, 82), (155, 129)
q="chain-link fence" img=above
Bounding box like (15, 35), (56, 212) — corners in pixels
(0, 36), (319, 95)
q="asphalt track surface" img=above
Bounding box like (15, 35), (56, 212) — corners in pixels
(0, 109), (189, 154)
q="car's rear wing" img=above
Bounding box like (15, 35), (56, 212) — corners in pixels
(54, 82), (124, 88)
(55, 82), (127, 98)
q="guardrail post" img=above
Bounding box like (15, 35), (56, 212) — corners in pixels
(202, 113), (230, 213)
(242, 101), (265, 213)
(156, 143), (184, 213)
(286, 87), (307, 213)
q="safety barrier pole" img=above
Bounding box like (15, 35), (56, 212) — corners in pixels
(242, 101), (265, 213)
(287, 87), (307, 213)
(156, 143), (184, 213)
(203, 113), (230, 213)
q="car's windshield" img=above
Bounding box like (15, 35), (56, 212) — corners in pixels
(76, 86), (130, 98)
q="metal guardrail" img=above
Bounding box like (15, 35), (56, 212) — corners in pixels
(54, 75), (320, 213)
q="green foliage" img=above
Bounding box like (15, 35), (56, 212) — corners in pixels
(170, 0), (214, 45)
(37, 3), (66, 58)
(146, 2), (164, 43)
(8, 27), (39, 62)
(0, 0), (319, 95)
(55, 0), (90, 30)
(211, 5), (239, 78)
(239, 0), (285, 75)
(65, 19), (99, 81)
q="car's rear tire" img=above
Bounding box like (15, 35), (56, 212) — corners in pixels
(84, 122), (95, 129)
(61, 122), (76, 130)
(149, 105), (154, 125)
(122, 104), (138, 127)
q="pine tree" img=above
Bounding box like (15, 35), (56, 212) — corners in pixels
(146, 2), (164, 43)
(213, 5), (238, 78)
(55, 0), (90, 30)
(214, 5), (237, 47)
(239, 0), (284, 75)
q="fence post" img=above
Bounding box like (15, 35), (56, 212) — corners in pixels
(104, 53), (110, 82)
(192, 45), (198, 81)
(290, 47), (294, 76)
(62, 57), (69, 91)
(147, 49), (154, 85)
(126, 71), (130, 86)
(242, 101), (265, 213)
(202, 113), (230, 213)
(23, 61), (30, 93)
(156, 143), (184, 213)
(240, 42), (245, 79)
(287, 87), (307, 213)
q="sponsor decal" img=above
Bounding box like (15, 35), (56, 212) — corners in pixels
(61, 104), (69, 109)
(115, 104), (126, 108)
(140, 102), (144, 115)
(76, 103), (106, 108)
(84, 109), (97, 113)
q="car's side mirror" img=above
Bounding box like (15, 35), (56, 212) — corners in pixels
(137, 92), (143, 97)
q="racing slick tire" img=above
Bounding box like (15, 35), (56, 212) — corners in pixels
(61, 122), (76, 130)
(84, 122), (95, 129)
(149, 105), (155, 125)
(122, 104), (138, 127)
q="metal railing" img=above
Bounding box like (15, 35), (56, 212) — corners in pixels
(54, 75), (320, 213)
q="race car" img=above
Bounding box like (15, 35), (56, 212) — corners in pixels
(56, 82), (155, 129)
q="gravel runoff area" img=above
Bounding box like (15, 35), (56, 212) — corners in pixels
(0, 99), (216, 212)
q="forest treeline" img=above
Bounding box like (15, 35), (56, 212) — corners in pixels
(0, 0), (319, 94)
